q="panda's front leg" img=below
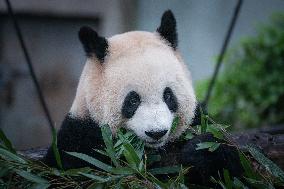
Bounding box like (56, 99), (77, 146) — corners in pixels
(148, 133), (243, 186)
(43, 114), (106, 169)
(179, 133), (243, 186)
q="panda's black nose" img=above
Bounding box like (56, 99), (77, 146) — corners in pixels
(145, 130), (168, 140)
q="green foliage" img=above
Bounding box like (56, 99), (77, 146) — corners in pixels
(196, 13), (284, 128)
(195, 142), (220, 152)
(238, 151), (258, 180)
(185, 112), (226, 152)
(51, 127), (62, 169)
(170, 116), (179, 133)
(1, 113), (284, 188)
(0, 127), (186, 189)
(0, 129), (16, 154)
(66, 152), (114, 172)
(247, 145), (284, 183)
(209, 145), (284, 189)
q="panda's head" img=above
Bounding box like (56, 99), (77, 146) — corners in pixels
(70, 10), (197, 148)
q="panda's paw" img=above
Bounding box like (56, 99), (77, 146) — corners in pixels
(181, 133), (243, 186)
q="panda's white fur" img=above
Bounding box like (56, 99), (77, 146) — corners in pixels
(69, 30), (196, 148)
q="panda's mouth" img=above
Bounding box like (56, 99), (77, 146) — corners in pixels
(145, 140), (166, 148)
(147, 141), (162, 144)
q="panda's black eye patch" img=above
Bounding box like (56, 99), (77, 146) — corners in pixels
(122, 91), (141, 119)
(163, 87), (178, 112)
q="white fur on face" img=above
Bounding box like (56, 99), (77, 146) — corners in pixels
(70, 31), (197, 147)
(127, 102), (174, 148)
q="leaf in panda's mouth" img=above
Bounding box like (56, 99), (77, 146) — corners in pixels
(170, 116), (179, 133)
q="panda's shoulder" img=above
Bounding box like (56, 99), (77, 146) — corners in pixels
(58, 114), (102, 143)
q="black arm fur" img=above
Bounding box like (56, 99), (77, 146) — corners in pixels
(181, 134), (243, 185)
(148, 134), (243, 186)
(43, 114), (106, 169)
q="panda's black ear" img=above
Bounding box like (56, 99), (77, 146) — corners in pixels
(157, 10), (178, 50)
(78, 26), (108, 63)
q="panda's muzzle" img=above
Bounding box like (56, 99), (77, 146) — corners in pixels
(145, 130), (168, 140)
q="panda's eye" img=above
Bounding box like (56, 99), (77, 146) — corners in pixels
(164, 91), (172, 101)
(130, 96), (139, 105)
(122, 91), (141, 118)
(163, 87), (178, 112)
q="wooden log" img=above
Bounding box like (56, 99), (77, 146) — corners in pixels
(232, 127), (284, 169)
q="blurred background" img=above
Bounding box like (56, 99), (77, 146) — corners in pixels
(0, 0), (283, 150)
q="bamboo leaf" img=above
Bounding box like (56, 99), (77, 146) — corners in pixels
(184, 130), (194, 140)
(110, 167), (135, 175)
(196, 142), (219, 151)
(94, 149), (108, 157)
(0, 148), (26, 164)
(101, 125), (119, 167)
(178, 165), (185, 185)
(233, 177), (249, 189)
(114, 131), (134, 148)
(86, 183), (105, 189)
(200, 111), (208, 134)
(66, 152), (113, 172)
(147, 173), (167, 188)
(149, 166), (181, 175)
(64, 167), (92, 176)
(170, 116), (179, 133)
(210, 176), (227, 189)
(244, 177), (275, 189)
(223, 169), (232, 189)
(51, 127), (62, 169)
(138, 161), (144, 172)
(206, 124), (224, 140)
(238, 151), (257, 179)
(16, 170), (48, 184)
(123, 142), (141, 168)
(247, 146), (284, 182)
(0, 128), (16, 154)
(175, 166), (191, 186)
(30, 183), (50, 189)
(79, 172), (110, 182)
(209, 143), (220, 152)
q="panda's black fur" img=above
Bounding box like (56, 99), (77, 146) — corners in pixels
(44, 10), (243, 186)
(149, 133), (243, 186)
(78, 26), (108, 62)
(122, 91), (141, 119)
(44, 114), (106, 169)
(157, 10), (178, 50)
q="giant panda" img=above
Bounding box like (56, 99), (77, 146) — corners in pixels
(44, 10), (242, 186)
